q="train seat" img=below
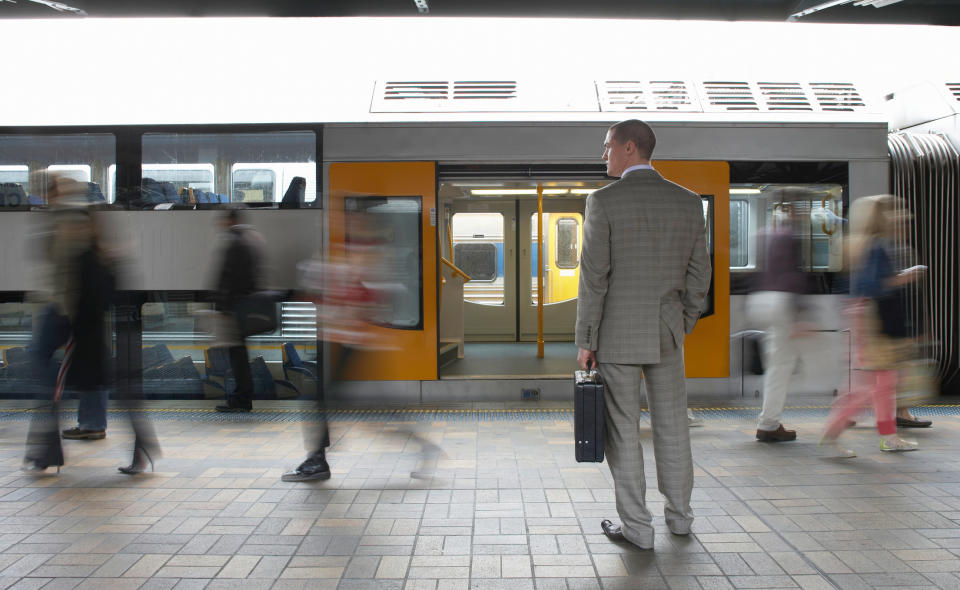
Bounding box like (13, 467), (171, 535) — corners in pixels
(251, 355), (300, 400)
(281, 342), (317, 396)
(1, 183), (28, 207)
(86, 182), (106, 203)
(202, 347), (234, 395)
(280, 176), (306, 209)
(143, 355), (203, 399)
(142, 343), (175, 370)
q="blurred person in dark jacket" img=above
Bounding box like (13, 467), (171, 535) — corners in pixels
(747, 203), (811, 442)
(213, 207), (266, 413)
(23, 175), (101, 471)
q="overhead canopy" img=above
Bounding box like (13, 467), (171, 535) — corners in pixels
(1, 0), (959, 25)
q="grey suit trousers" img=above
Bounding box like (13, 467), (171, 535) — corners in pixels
(600, 321), (694, 548)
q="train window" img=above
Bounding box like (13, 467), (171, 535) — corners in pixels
(455, 243), (498, 282)
(555, 218), (580, 270)
(141, 300), (318, 400)
(0, 134), (115, 207)
(452, 212), (504, 306)
(47, 164), (91, 182)
(0, 302), (39, 397)
(140, 132), (316, 207)
(730, 199), (752, 268)
(732, 183), (844, 273)
(232, 167), (275, 203)
(345, 196), (423, 330)
(530, 212), (583, 305)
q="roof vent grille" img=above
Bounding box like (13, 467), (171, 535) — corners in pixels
(701, 81), (758, 111)
(811, 82), (866, 111)
(947, 83), (960, 102)
(598, 81), (699, 111)
(453, 81), (517, 99)
(382, 81), (449, 100)
(757, 82), (813, 111)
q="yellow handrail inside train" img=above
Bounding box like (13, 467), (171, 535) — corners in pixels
(440, 256), (471, 281)
(537, 183), (544, 359)
(821, 196), (835, 236)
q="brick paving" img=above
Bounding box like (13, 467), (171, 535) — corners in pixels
(0, 402), (957, 589)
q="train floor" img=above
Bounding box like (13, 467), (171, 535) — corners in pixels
(440, 342), (579, 379)
(0, 400), (958, 590)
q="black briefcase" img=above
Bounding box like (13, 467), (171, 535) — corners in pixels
(574, 368), (606, 462)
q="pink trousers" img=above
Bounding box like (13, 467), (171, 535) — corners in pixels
(823, 300), (898, 438)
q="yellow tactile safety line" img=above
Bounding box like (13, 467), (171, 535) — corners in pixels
(1, 403), (957, 415)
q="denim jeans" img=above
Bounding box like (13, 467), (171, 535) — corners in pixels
(77, 388), (109, 431)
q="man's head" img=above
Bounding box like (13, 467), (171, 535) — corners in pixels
(220, 206), (244, 230)
(603, 119), (656, 177)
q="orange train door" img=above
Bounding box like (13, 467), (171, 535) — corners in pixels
(657, 161), (730, 378)
(328, 162), (438, 381)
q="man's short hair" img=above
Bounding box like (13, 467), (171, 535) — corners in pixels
(223, 205), (246, 226)
(609, 119), (656, 160)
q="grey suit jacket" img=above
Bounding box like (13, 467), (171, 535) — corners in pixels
(575, 169), (711, 364)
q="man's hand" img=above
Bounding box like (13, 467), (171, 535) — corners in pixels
(577, 348), (597, 371)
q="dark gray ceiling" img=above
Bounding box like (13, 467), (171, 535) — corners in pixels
(1, 0), (959, 24)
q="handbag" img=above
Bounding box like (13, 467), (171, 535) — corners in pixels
(897, 358), (939, 407)
(235, 291), (282, 337)
(875, 288), (910, 338)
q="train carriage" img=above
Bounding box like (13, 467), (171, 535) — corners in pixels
(0, 16), (955, 402)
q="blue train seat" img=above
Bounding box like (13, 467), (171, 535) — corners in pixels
(203, 347), (234, 395)
(142, 343), (175, 370)
(86, 182), (106, 203)
(1, 183), (28, 207)
(281, 342), (317, 397)
(251, 355), (298, 400)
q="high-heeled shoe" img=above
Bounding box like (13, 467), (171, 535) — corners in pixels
(22, 459), (61, 474)
(118, 446), (154, 475)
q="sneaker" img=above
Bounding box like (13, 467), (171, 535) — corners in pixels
(281, 454), (331, 482)
(61, 427), (106, 440)
(880, 437), (919, 452)
(756, 424), (797, 442)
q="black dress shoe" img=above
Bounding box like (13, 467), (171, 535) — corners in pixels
(601, 519), (653, 550)
(281, 453), (331, 482)
(897, 416), (932, 428)
(756, 424), (797, 442)
(215, 404), (252, 413)
(601, 519), (627, 542)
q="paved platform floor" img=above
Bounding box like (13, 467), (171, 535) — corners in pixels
(0, 402), (958, 590)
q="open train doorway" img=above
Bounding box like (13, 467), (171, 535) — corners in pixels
(437, 178), (608, 378)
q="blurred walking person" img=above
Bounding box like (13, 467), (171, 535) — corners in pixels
(23, 174), (116, 470)
(283, 209), (391, 482)
(213, 207), (266, 413)
(747, 203), (811, 442)
(821, 195), (923, 454)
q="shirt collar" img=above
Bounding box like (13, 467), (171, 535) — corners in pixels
(621, 164), (654, 178)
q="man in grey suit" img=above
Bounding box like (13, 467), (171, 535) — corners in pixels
(576, 119), (711, 550)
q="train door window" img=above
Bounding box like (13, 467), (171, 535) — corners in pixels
(452, 212), (505, 306)
(0, 134), (115, 207)
(555, 218), (579, 269)
(344, 196), (423, 329)
(529, 212), (583, 305)
(141, 131), (315, 207)
(232, 167), (275, 203)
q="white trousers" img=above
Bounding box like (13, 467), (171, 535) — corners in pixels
(747, 291), (798, 431)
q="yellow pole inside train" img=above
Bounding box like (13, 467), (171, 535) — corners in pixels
(537, 183), (544, 358)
